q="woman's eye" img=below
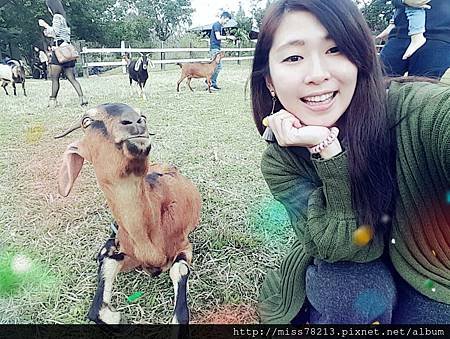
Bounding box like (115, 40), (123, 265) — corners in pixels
(283, 55), (303, 63)
(327, 46), (340, 54)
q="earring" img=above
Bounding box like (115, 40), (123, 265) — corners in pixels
(262, 91), (277, 142)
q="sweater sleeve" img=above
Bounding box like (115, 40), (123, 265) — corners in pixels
(259, 144), (385, 323)
(261, 144), (384, 262)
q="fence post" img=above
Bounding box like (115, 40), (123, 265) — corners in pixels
(237, 40), (241, 65)
(160, 41), (165, 71)
(80, 41), (89, 78)
(121, 40), (127, 74)
(189, 42), (193, 60)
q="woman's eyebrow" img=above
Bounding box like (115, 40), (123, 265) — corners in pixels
(277, 39), (305, 51)
(276, 35), (333, 51)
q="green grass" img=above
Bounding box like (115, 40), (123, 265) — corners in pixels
(0, 62), (293, 324)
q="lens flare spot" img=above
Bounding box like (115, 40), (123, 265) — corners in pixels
(0, 249), (56, 297)
(25, 124), (45, 144)
(352, 225), (373, 246)
(423, 279), (434, 289)
(249, 198), (290, 237)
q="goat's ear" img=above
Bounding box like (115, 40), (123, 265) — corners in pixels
(58, 140), (86, 197)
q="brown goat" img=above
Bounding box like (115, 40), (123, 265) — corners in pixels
(56, 103), (201, 324)
(176, 51), (224, 93)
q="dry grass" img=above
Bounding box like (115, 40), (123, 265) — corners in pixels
(0, 61), (294, 324)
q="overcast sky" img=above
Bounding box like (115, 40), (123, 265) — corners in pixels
(190, 0), (257, 27)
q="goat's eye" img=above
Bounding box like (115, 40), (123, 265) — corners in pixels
(82, 117), (93, 128)
(138, 115), (147, 124)
(121, 120), (132, 125)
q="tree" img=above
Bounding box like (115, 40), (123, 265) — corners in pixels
(135, 0), (193, 42)
(250, 0), (272, 29)
(233, 2), (253, 42)
(359, 0), (393, 34)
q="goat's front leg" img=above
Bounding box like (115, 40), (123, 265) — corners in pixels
(140, 83), (147, 100)
(169, 253), (191, 324)
(22, 81), (26, 96)
(12, 82), (17, 96)
(87, 237), (124, 324)
(2, 82), (8, 95)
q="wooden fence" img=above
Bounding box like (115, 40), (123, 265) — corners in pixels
(80, 44), (385, 77)
(80, 46), (255, 77)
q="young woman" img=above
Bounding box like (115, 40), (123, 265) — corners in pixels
(38, 0), (87, 107)
(251, 0), (449, 324)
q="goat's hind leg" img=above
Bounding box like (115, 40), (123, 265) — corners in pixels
(177, 76), (186, 92)
(169, 253), (191, 324)
(186, 77), (194, 92)
(87, 235), (124, 324)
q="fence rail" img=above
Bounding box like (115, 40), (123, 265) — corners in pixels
(80, 45), (256, 76)
(80, 44), (385, 76)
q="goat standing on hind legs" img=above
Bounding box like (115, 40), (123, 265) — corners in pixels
(176, 51), (224, 93)
(55, 103), (201, 324)
(127, 53), (154, 100)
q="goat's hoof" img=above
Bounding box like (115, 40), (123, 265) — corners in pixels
(98, 305), (121, 324)
(48, 98), (58, 108)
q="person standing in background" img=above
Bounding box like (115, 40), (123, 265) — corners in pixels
(209, 11), (236, 91)
(38, 0), (87, 107)
(380, 0), (450, 78)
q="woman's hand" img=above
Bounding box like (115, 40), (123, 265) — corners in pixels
(264, 109), (330, 147)
(38, 19), (49, 28)
(264, 109), (343, 159)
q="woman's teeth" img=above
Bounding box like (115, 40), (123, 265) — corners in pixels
(303, 92), (335, 105)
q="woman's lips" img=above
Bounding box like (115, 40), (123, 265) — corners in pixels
(301, 91), (337, 112)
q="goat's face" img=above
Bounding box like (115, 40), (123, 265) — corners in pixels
(139, 53), (149, 70)
(83, 103), (152, 160)
(56, 103), (153, 196)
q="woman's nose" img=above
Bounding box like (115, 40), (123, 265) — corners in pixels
(303, 55), (331, 85)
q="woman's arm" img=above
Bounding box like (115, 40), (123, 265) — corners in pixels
(262, 144), (384, 262)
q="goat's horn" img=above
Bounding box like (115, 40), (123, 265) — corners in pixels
(54, 122), (81, 139)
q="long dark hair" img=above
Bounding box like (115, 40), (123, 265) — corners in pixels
(46, 0), (67, 18)
(251, 0), (397, 232)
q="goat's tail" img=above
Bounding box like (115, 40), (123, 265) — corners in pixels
(176, 63), (183, 68)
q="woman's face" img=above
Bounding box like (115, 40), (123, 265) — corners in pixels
(267, 11), (358, 127)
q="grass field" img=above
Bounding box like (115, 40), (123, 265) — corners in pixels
(0, 62), (294, 324)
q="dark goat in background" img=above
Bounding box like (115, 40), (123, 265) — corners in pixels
(0, 60), (26, 96)
(127, 53), (154, 100)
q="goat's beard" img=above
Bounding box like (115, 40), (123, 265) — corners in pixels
(122, 139), (151, 159)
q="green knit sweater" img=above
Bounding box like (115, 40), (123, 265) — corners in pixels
(259, 81), (450, 324)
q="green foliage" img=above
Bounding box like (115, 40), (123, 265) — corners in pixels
(135, 0), (193, 42)
(233, 3), (253, 42)
(251, 0), (272, 29)
(0, 0), (48, 61)
(359, 0), (393, 34)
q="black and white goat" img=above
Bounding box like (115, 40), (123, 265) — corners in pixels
(56, 103), (201, 324)
(0, 60), (26, 96)
(127, 53), (154, 100)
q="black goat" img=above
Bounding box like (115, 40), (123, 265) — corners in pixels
(0, 60), (26, 96)
(127, 53), (154, 100)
